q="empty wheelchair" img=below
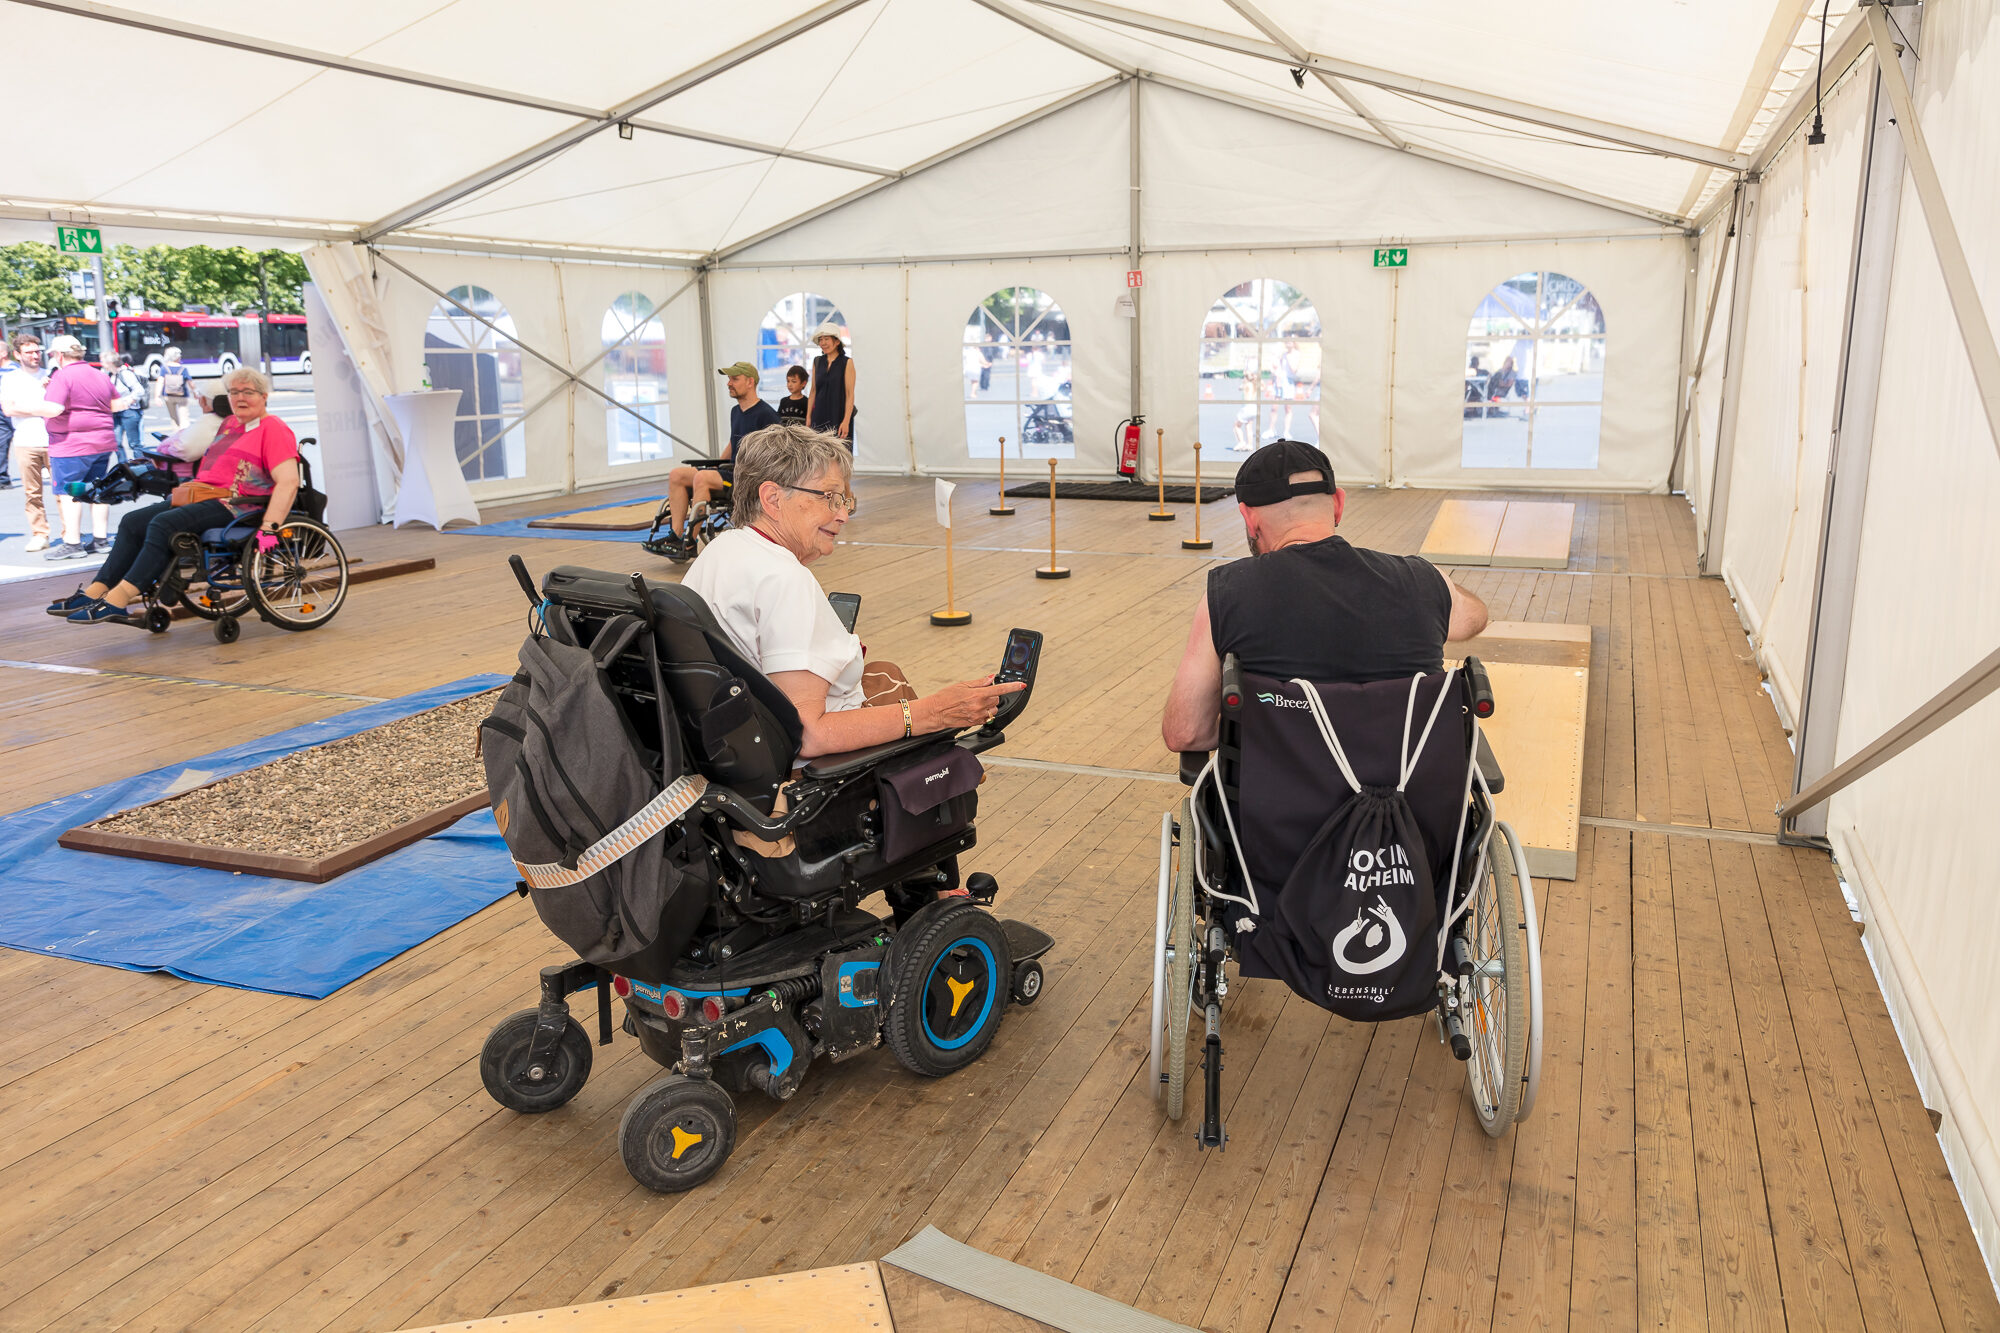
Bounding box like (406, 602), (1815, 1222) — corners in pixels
(1153, 654), (1543, 1147)
(74, 445), (349, 643)
(477, 560), (1053, 1192)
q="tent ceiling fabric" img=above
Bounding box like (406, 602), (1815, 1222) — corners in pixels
(1, 0), (1841, 252)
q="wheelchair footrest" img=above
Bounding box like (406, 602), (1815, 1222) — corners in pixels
(999, 919), (1053, 964)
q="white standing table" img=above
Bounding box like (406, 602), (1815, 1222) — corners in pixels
(386, 389), (481, 530)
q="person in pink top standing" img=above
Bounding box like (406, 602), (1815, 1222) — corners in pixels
(50, 366), (299, 626)
(13, 335), (134, 559)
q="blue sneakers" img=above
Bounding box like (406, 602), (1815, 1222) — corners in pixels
(46, 587), (94, 617)
(67, 599), (136, 625)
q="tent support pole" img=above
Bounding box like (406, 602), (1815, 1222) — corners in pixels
(1699, 177), (1760, 577)
(1786, 31), (1915, 842)
(698, 264), (720, 460)
(1669, 185), (1740, 498)
(1129, 77), (1143, 425)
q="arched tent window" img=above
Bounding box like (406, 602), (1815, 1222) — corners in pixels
(423, 285), (524, 482)
(759, 292), (849, 405)
(1462, 270), (1605, 469)
(963, 286), (1072, 458)
(603, 292), (668, 465)
(1198, 279), (1321, 453)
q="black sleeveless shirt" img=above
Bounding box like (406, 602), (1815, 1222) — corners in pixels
(1208, 536), (1452, 684)
(810, 352), (850, 432)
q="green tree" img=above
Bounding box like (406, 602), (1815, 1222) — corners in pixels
(0, 242), (87, 321)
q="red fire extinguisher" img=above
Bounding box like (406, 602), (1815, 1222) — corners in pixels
(1117, 415), (1144, 478)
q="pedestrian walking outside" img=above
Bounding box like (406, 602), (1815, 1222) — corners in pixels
(160, 346), (192, 426)
(106, 352), (149, 462)
(1, 334), (54, 549)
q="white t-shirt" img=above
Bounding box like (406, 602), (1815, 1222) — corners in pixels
(0, 365), (49, 452)
(682, 527), (866, 712)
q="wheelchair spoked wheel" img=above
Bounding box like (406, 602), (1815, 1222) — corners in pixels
(1150, 801), (1199, 1120)
(246, 517), (349, 631)
(1463, 820), (1535, 1135)
(171, 554), (251, 623)
(620, 1074), (737, 1193)
(883, 901), (1010, 1077)
(479, 1008), (594, 1114)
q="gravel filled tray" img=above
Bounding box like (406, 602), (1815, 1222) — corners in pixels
(59, 690), (501, 883)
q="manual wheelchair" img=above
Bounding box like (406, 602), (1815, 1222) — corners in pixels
(1153, 654), (1544, 1148)
(73, 444), (349, 643)
(641, 461), (732, 563)
(478, 560), (1053, 1192)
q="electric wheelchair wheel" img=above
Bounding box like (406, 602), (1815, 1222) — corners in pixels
(214, 615), (241, 645)
(246, 517), (348, 631)
(1463, 821), (1536, 1135)
(619, 1074), (737, 1193)
(1150, 803), (1199, 1120)
(479, 1009), (594, 1114)
(883, 900), (1010, 1077)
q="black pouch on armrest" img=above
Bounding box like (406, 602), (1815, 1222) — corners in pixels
(876, 745), (983, 863)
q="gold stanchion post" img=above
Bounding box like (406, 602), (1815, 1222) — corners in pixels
(932, 484), (971, 625)
(1182, 438), (1213, 550)
(1148, 426), (1175, 521)
(1036, 458), (1071, 579)
(990, 435), (1014, 516)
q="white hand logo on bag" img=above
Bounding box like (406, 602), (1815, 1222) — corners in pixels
(1332, 900), (1407, 975)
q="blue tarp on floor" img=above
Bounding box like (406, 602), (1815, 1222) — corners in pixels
(0, 674), (516, 998)
(442, 496), (660, 544)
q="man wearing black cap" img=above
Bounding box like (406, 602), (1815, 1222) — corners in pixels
(1162, 440), (1488, 752)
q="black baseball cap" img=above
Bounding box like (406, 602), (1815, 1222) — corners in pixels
(1234, 439), (1337, 507)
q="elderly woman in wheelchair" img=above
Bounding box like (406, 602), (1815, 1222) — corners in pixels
(44, 367), (349, 642)
(1155, 654), (1544, 1149)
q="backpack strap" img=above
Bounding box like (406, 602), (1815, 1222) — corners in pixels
(590, 613), (647, 667)
(513, 771), (708, 890)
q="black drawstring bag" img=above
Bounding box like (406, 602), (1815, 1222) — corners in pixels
(1231, 670), (1460, 1021)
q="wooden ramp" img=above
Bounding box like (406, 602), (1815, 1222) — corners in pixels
(0, 482), (1992, 1333)
(396, 1264), (891, 1332)
(1421, 499), (1575, 570)
(1451, 621), (1590, 878)
(1418, 499), (1508, 565)
(527, 500), (662, 531)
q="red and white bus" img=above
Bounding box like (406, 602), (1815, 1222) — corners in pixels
(14, 312), (310, 379)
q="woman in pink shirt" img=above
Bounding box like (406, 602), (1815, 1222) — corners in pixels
(15, 335), (133, 559)
(49, 366), (299, 626)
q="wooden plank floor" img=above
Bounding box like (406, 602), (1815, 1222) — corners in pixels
(1, 480), (1992, 1333)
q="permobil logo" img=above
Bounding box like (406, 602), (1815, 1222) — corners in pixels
(1255, 691), (1312, 711)
(924, 767), (951, 784)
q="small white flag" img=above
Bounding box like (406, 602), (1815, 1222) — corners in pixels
(935, 478), (956, 529)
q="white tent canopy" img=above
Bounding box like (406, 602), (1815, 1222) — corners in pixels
(6, 0), (1999, 1280)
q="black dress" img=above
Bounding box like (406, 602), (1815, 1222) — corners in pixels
(810, 351), (853, 448)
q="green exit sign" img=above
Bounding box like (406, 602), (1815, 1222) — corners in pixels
(1373, 247), (1408, 268)
(57, 226), (103, 255)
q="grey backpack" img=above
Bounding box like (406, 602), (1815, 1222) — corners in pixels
(481, 612), (712, 978)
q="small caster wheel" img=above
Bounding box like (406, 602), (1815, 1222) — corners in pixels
(480, 1008), (593, 1113)
(143, 605), (172, 634)
(1011, 958), (1044, 1006)
(620, 1075), (737, 1192)
(214, 615), (240, 644)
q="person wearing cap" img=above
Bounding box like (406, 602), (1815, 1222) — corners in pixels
(13, 334), (133, 559)
(806, 321), (855, 449)
(1161, 440), (1489, 753)
(659, 361), (777, 556)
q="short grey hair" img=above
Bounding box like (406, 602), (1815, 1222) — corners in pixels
(731, 424), (853, 528)
(222, 365), (272, 396)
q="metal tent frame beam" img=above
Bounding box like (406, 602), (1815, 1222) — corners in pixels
(1220, 0), (1407, 150)
(1023, 0), (1750, 170)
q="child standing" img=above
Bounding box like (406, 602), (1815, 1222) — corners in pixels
(777, 364), (809, 423)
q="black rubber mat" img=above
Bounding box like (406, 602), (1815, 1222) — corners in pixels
(1001, 481), (1232, 503)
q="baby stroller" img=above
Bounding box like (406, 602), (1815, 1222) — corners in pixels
(1154, 655), (1543, 1148)
(641, 462), (731, 564)
(69, 442), (348, 643)
(478, 559), (1054, 1192)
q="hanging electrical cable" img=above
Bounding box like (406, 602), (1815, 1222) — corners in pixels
(1807, 0), (1831, 145)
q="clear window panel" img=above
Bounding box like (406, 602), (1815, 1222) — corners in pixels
(1532, 338), (1603, 402)
(967, 287), (1072, 458)
(1529, 405), (1601, 468)
(1462, 412), (1530, 468)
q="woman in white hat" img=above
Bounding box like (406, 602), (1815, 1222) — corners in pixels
(806, 320), (855, 450)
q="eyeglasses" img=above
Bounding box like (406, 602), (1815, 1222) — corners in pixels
(226, 388), (267, 398)
(779, 484), (858, 515)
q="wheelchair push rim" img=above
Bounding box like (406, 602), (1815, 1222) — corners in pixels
(247, 517), (349, 631)
(1463, 819), (1534, 1135)
(1151, 799), (1198, 1120)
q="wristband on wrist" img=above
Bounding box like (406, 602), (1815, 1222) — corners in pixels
(900, 700), (912, 738)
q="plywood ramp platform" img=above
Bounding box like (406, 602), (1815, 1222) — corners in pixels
(0, 483), (1991, 1333)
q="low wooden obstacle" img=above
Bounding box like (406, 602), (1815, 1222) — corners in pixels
(395, 1264), (894, 1332)
(1420, 499), (1575, 569)
(1448, 620), (1590, 879)
(526, 499), (663, 531)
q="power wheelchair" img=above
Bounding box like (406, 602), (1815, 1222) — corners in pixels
(68, 443), (349, 643)
(641, 460), (732, 563)
(478, 559), (1053, 1192)
(1154, 654), (1544, 1148)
